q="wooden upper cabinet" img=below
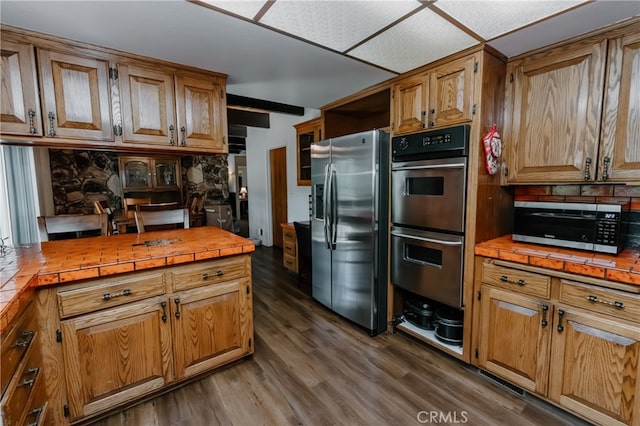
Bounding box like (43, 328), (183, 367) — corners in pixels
(599, 31), (640, 184)
(505, 39), (608, 183)
(294, 117), (322, 186)
(0, 40), (42, 136)
(548, 307), (640, 426)
(38, 49), (113, 141)
(430, 55), (476, 128)
(392, 54), (476, 135)
(392, 73), (428, 134)
(175, 75), (227, 152)
(118, 64), (177, 147)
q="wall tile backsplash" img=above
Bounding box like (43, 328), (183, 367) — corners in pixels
(514, 184), (640, 249)
(50, 149), (229, 215)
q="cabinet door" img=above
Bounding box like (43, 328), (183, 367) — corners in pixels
(549, 306), (640, 426)
(294, 117), (322, 186)
(430, 55), (475, 128)
(392, 73), (428, 134)
(175, 75), (226, 152)
(118, 64), (177, 146)
(172, 279), (253, 379)
(506, 40), (607, 183)
(599, 32), (640, 183)
(60, 297), (173, 421)
(0, 41), (42, 136)
(38, 49), (113, 141)
(154, 158), (181, 190)
(120, 157), (153, 191)
(478, 286), (551, 395)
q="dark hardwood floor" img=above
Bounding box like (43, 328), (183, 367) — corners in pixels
(94, 247), (588, 426)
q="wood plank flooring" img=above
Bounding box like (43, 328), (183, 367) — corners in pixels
(93, 247), (588, 426)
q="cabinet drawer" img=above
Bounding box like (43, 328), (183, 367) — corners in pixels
(169, 256), (248, 292)
(482, 262), (551, 298)
(57, 271), (166, 318)
(284, 254), (297, 272)
(284, 240), (297, 257)
(1, 304), (37, 397)
(283, 228), (295, 241)
(1, 343), (43, 426)
(559, 280), (640, 323)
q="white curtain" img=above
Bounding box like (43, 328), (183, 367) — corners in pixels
(1, 146), (40, 245)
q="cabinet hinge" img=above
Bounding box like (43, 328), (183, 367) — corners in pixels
(472, 104), (476, 115)
(474, 62), (478, 73)
(248, 338), (252, 348)
(475, 349), (479, 359)
(246, 285), (250, 294)
(477, 291), (481, 301)
(63, 404), (70, 417)
(220, 90), (225, 99)
(509, 73), (514, 83)
(109, 67), (118, 81)
(504, 166), (509, 177)
(56, 329), (62, 343)
(114, 124), (122, 137)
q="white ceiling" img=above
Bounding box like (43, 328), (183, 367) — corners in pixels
(1, 1), (639, 110)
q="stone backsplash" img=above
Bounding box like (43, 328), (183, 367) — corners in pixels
(49, 149), (229, 215)
(514, 184), (640, 248)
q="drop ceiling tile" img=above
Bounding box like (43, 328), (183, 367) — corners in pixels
(259, 0), (421, 52)
(200, 0), (268, 20)
(349, 8), (479, 73)
(434, 0), (589, 40)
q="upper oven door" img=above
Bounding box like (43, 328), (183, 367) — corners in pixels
(391, 157), (467, 233)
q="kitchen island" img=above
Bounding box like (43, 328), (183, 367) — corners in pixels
(0, 227), (254, 425)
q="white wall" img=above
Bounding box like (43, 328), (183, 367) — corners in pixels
(245, 109), (319, 246)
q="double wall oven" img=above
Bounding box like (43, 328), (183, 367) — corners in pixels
(390, 125), (470, 308)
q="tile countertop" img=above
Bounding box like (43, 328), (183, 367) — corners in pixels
(0, 227), (255, 332)
(475, 235), (640, 286)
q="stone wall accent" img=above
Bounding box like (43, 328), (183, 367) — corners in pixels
(181, 155), (229, 205)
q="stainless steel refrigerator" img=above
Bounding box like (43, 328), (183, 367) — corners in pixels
(310, 129), (389, 336)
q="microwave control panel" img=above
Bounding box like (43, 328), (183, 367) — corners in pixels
(595, 211), (621, 246)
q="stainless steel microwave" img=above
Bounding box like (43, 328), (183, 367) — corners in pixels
(513, 201), (628, 254)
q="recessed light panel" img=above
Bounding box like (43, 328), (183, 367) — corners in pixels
(200, 0), (269, 20)
(434, 0), (589, 40)
(259, 0), (421, 52)
(349, 8), (478, 73)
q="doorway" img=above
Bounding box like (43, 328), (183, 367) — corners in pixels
(270, 147), (287, 248)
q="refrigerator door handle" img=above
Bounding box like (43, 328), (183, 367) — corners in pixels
(330, 167), (337, 250)
(323, 163), (331, 249)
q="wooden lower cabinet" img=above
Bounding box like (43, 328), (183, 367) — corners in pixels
(44, 254), (253, 424)
(478, 286), (551, 395)
(281, 224), (298, 273)
(548, 307), (640, 426)
(172, 278), (253, 379)
(61, 296), (173, 421)
(475, 258), (640, 426)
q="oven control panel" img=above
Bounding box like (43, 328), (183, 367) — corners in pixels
(392, 124), (469, 161)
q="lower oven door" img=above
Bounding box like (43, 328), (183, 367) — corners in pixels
(391, 226), (464, 307)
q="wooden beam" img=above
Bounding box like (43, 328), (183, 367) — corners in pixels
(227, 94), (304, 116)
(227, 108), (270, 128)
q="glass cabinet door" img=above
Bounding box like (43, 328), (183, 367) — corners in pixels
(123, 159), (152, 190)
(154, 160), (179, 189)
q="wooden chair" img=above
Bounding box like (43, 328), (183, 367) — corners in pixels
(37, 214), (108, 242)
(134, 205), (189, 233)
(123, 197), (152, 221)
(93, 200), (114, 235)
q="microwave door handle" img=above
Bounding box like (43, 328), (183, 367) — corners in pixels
(392, 163), (466, 171)
(331, 167), (337, 250)
(323, 164), (331, 250)
(391, 231), (463, 246)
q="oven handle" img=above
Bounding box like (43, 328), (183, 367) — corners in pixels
(392, 163), (466, 171)
(391, 231), (463, 246)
